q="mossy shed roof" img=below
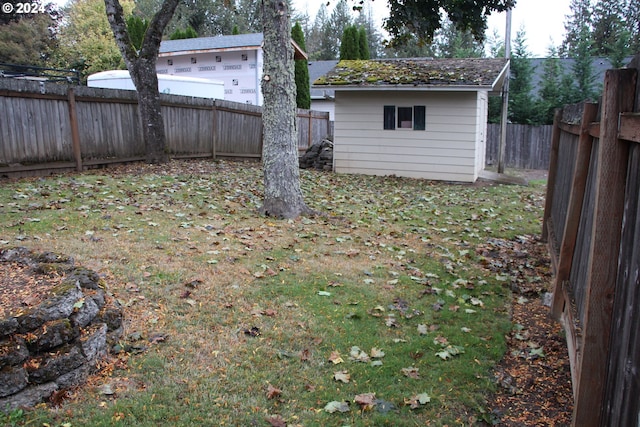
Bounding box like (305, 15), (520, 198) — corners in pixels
(313, 58), (509, 93)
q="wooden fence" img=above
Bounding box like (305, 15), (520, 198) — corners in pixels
(0, 79), (331, 176)
(486, 123), (552, 170)
(542, 58), (640, 426)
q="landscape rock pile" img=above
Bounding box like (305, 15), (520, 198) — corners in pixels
(0, 247), (122, 411)
(299, 138), (334, 171)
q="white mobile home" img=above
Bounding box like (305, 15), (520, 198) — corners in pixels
(313, 58), (509, 183)
(87, 70), (225, 99)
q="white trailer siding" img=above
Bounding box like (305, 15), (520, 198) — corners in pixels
(333, 91), (483, 182)
(158, 49), (263, 105)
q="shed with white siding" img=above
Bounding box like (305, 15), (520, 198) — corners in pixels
(313, 58), (509, 183)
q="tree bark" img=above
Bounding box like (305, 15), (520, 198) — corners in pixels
(104, 0), (179, 164)
(259, 0), (313, 219)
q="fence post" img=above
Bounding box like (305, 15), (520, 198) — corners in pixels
(551, 102), (598, 320)
(572, 68), (637, 427)
(212, 104), (217, 161)
(541, 109), (562, 243)
(67, 87), (83, 172)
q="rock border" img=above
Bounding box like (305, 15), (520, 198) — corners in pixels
(0, 247), (123, 412)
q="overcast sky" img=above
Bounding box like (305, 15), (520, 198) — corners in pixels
(291, 0), (572, 58)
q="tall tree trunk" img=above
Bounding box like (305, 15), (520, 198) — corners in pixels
(104, 0), (179, 164)
(130, 60), (167, 163)
(260, 0), (313, 219)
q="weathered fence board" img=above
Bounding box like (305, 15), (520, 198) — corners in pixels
(486, 123), (553, 169)
(542, 57), (640, 426)
(602, 141), (640, 426)
(0, 79), (331, 174)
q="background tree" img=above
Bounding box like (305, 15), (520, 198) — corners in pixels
(104, 0), (181, 163)
(0, 4), (61, 67)
(626, 0), (640, 53)
(305, 4), (334, 59)
(508, 28), (537, 124)
(536, 46), (566, 124)
(353, 2), (381, 58)
(292, 21), (310, 109)
(384, 0), (514, 47)
(560, 0), (592, 57)
(126, 15), (150, 50)
(56, 0), (134, 81)
(433, 18), (484, 58)
(357, 26), (370, 59)
(340, 24), (359, 59)
(170, 25), (198, 39)
(329, 0), (353, 57)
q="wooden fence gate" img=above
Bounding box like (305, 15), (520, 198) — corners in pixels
(542, 57), (640, 426)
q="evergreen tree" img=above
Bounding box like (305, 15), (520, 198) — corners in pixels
(434, 18), (484, 58)
(508, 28), (537, 124)
(0, 4), (61, 67)
(570, 25), (599, 101)
(353, 2), (382, 58)
(308, 4), (335, 60)
(169, 25), (198, 40)
(560, 0), (592, 57)
(536, 46), (565, 124)
(592, 0), (632, 64)
(330, 0), (353, 58)
(126, 15), (149, 50)
(357, 26), (370, 59)
(291, 21), (310, 109)
(626, 0), (640, 52)
(340, 25), (359, 59)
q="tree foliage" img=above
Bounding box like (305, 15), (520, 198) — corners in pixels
(56, 0), (135, 80)
(384, 0), (515, 47)
(292, 21), (310, 109)
(170, 25), (198, 39)
(340, 25), (359, 59)
(357, 26), (370, 59)
(0, 5), (61, 66)
(126, 15), (150, 50)
(508, 28), (537, 124)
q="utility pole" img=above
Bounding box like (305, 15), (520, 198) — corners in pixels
(497, 9), (512, 174)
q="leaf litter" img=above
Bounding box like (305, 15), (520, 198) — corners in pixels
(0, 161), (571, 425)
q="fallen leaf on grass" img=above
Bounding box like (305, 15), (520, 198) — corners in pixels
(333, 370), (350, 383)
(354, 393), (376, 410)
(435, 345), (465, 360)
(401, 366), (420, 379)
(265, 414), (286, 427)
(328, 351), (343, 364)
(266, 384), (282, 399)
(324, 401), (350, 413)
(349, 346), (370, 362)
(406, 393), (431, 409)
(370, 347), (385, 358)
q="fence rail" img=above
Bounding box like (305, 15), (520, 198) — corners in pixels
(542, 58), (640, 426)
(0, 79), (331, 176)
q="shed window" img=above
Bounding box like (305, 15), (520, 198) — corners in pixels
(383, 105), (426, 130)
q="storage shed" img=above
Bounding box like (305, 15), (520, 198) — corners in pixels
(313, 58), (509, 182)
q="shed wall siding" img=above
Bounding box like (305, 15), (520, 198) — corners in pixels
(333, 91), (480, 182)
